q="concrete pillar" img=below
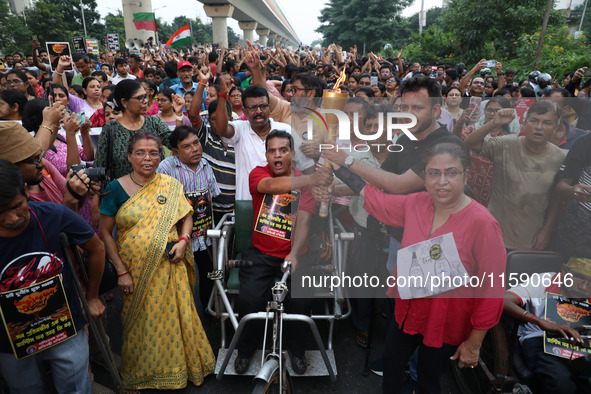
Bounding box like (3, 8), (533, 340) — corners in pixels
(238, 21), (258, 43)
(203, 4), (234, 47)
(122, 0), (156, 43)
(256, 28), (270, 46)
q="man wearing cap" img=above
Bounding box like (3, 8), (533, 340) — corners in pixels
(0, 123), (94, 212)
(171, 61), (199, 97)
(171, 61), (201, 113)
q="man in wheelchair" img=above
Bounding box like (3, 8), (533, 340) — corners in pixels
(504, 258), (591, 393)
(233, 130), (333, 375)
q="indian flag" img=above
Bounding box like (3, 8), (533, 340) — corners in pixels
(132, 13), (157, 31)
(166, 24), (191, 47)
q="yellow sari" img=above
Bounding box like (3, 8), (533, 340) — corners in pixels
(116, 173), (215, 389)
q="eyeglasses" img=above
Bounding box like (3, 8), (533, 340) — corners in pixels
(485, 107), (501, 115)
(526, 117), (555, 129)
(425, 169), (464, 180)
(380, 70), (391, 74)
(288, 86), (314, 94)
(2, 80), (23, 87)
(19, 149), (45, 168)
(130, 95), (149, 103)
(156, 98), (169, 103)
(132, 151), (161, 159)
(244, 103), (270, 111)
(230, 94), (242, 99)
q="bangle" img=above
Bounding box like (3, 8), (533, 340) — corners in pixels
(175, 114), (183, 121)
(178, 235), (190, 244)
(218, 93), (230, 99)
(520, 310), (529, 320)
(39, 124), (56, 134)
(118, 271), (129, 277)
(55, 70), (64, 76)
(181, 233), (191, 239)
(198, 82), (208, 87)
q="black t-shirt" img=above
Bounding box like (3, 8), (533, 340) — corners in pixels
(382, 125), (465, 176)
(381, 125), (466, 241)
(0, 201), (95, 353)
(557, 133), (591, 258)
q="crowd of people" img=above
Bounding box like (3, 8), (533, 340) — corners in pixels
(0, 37), (590, 394)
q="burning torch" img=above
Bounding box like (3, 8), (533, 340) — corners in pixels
(318, 68), (348, 218)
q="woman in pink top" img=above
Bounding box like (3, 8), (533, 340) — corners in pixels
(334, 142), (506, 393)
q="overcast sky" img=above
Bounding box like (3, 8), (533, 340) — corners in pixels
(98, 0), (584, 45)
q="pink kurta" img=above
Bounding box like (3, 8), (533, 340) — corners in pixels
(363, 187), (506, 347)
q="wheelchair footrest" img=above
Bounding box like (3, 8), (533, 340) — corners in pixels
(215, 349), (337, 377)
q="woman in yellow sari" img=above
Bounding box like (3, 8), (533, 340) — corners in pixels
(99, 131), (215, 392)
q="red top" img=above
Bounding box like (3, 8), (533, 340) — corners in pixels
(364, 187), (506, 347)
(249, 165), (316, 258)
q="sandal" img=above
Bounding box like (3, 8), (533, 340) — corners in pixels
(355, 331), (369, 348)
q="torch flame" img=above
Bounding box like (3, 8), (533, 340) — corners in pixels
(333, 67), (347, 92)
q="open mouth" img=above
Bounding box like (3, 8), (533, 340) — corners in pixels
(274, 160), (283, 170)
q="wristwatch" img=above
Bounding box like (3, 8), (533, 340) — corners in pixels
(344, 156), (354, 168)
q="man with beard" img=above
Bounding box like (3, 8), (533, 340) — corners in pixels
(214, 77), (315, 200)
(0, 123), (94, 212)
(157, 125), (220, 309)
(0, 159), (105, 393)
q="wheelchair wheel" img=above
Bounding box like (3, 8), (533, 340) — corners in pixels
(451, 324), (511, 394)
(252, 368), (293, 394)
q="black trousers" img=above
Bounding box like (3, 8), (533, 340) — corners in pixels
(382, 314), (456, 394)
(521, 336), (591, 394)
(236, 246), (312, 358)
(194, 249), (213, 310)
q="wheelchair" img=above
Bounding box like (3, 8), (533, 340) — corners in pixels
(205, 201), (353, 380)
(451, 250), (564, 393)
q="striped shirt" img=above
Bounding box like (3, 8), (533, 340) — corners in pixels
(157, 155), (220, 252)
(196, 122), (236, 215)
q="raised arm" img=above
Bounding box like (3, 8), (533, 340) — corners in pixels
(213, 75), (235, 139)
(459, 59), (487, 95)
(188, 66), (211, 128)
(464, 108), (515, 153)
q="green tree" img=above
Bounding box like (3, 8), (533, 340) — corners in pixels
(404, 25), (459, 64)
(572, 4), (591, 39)
(317, 0), (413, 53)
(440, 0), (564, 64)
(0, 0), (31, 55)
(60, 0), (103, 38)
(26, 0), (72, 43)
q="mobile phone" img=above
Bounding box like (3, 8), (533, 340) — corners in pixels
(485, 60), (496, 68)
(468, 97), (482, 117)
(77, 111), (86, 123)
(32, 34), (38, 43)
(165, 241), (176, 259)
(370, 76), (378, 87)
(584, 69), (591, 77)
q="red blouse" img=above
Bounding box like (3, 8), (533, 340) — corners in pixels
(363, 187), (506, 347)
